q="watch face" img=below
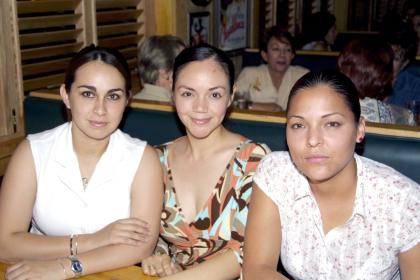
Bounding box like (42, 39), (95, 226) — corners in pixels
(191, 0), (211, 7)
(71, 260), (83, 273)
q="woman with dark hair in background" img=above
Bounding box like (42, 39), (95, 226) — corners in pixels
(381, 16), (420, 110)
(235, 26), (309, 112)
(0, 45), (163, 279)
(403, 0), (420, 56)
(338, 38), (415, 125)
(141, 44), (270, 279)
(301, 11), (337, 51)
(243, 70), (420, 279)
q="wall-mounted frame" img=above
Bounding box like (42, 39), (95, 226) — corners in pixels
(189, 12), (210, 46)
(215, 0), (249, 51)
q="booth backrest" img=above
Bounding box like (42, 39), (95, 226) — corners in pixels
(24, 96), (420, 183)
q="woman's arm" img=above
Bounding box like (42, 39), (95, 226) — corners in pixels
(5, 145), (163, 279)
(0, 140), (69, 261)
(399, 244), (420, 280)
(0, 141), (155, 263)
(242, 184), (287, 280)
(66, 145), (163, 275)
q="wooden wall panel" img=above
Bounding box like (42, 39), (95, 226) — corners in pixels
(0, 0), (25, 176)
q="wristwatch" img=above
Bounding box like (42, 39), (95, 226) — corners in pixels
(68, 255), (83, 278)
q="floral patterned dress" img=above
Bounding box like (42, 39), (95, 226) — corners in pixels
(154, 139), (270, 268)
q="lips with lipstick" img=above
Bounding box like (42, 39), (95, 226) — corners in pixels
(191, 117), (211, 125)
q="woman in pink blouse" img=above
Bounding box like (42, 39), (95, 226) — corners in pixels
(243, 70), (420, 279)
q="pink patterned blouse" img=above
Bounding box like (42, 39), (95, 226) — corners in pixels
(254, 152), (419, 280)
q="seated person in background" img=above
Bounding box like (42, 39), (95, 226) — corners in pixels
(141, 44), (270, 279)
(405, 1), (420, 56)
(383, 22), (420, 107)
(338, 38), (415, 125)
(235, 26), (308, 112)
(301, 11), (337, 51)
(243, 70), (420, 280)
(0, 45), (163, 279)
(133, 35), (186, 102)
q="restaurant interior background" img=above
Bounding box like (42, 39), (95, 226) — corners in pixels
(0, 0), (419, 178)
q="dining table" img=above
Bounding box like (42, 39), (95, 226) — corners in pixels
(0, 262), (159, 279)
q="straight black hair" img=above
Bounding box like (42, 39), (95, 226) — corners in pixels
(287, 70), (361, 122)
(172, 44), (235, 94)
(64, 45), (131, 95)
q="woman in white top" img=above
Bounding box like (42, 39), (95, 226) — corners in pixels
(243, 70), (420, 279)
(0, 45), (163, 279)
(235, 27), (308, 112)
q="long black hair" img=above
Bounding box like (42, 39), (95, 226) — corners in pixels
(172, 43), (235, 94)
(287, 70), (361, 123)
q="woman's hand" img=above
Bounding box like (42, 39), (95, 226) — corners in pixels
(142, 254), (182, 277)
(91, 218), (151, 248)
(5, 260), (66, 280)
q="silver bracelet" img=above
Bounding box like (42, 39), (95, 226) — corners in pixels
(70, 234), (74, 256)
(74, 235), (79, 255)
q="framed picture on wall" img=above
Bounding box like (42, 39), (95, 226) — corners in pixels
(189, 12), (210, 46)
(216, 0), (248, 51)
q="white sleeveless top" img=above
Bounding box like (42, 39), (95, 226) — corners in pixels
(27, 122), (146, 236)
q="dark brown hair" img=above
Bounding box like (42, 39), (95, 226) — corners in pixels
(260, 26), (296, 53)
(64, 45), (131, 95)
(337, 38), (393, 100)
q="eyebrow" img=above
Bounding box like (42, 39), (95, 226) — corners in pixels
(321, 112), (345, 118)
(288, 112), (345, 119)
(177, 85), (226, 91)
(209, 86), (226, 91)
(77, 85), (124, 93)
(78, 85), (96, 91)
(177, 85), (195, 91)
(108, 88), (125, 93)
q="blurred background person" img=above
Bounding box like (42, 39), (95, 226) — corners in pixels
(402, 0), (420, 56)
(411, 8), (420, 56)
(381, 16), (420, 109)
(133, 35), (186, 102)
(338, 37), (415, 126)
(235, 26), (309, 112)
(301, 11), (337, 51)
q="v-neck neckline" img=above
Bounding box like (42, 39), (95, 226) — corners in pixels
(165, 139), (250, 225)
